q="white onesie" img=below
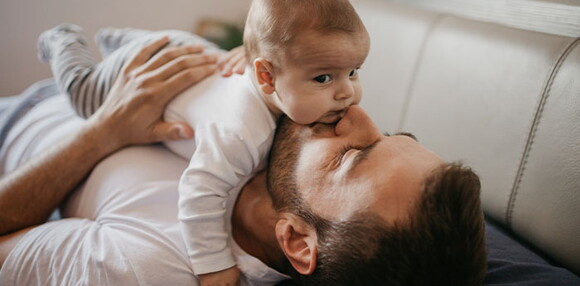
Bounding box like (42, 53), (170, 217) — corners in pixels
(164, 70), (277, 275)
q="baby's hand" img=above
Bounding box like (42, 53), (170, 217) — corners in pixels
(218, 46), (246, 77)
(199, 266), (241, 286)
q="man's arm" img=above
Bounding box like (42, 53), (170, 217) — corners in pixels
(0, 36), (217, 236)
(0, 124), (112, 267)
(0, 120), (127, 234)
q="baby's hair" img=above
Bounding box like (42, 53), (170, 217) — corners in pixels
(244, 0), (366, 68)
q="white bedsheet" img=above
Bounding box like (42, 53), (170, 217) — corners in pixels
(0, 95), (287, 286)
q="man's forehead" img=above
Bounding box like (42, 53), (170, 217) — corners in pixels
(365, 153), (427, 224)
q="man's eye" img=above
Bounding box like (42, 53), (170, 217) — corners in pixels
(349, 68), (359, 78)
(337, 145), (357, 165)
(313, 75), (331, 83)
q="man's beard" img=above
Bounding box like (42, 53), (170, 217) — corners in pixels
(266, 116), (304, 212)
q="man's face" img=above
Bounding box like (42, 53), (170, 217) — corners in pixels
(269, 105), (443, 223)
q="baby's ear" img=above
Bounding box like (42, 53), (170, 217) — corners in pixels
(253, 58), (276, 95)
(275, 213), (318, 275)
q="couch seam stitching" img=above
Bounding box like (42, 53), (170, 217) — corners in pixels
(397, 13), (447, 131)
(505, 37), (580, 227)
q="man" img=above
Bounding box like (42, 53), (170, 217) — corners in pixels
(0, 40), (487, 285)
(265, 107), (487, 285)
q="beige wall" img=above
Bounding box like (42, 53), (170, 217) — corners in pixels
(0, 0), (251, 96)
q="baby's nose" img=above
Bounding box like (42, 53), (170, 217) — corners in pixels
(335, 81), (355, 101)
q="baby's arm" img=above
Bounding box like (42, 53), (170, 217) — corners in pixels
(199, 266), (241, 286)
(179, 124), (261, 285)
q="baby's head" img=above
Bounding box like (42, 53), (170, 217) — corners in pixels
(244, 0), (370, 124)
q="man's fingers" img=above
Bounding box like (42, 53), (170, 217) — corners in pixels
(217, 48), (237, 69)
(152, 122), (194, 142)
(143, 53), (217, 84)
(229, 50), (245, 66)
(123, 36), (170, 75)
(160, 64), (217, 101)
(218, 46), (246, 76)
(220, 67), (233, 77)
(136, 45), (205, 76)
(232, 54), (247, 75)
(221, 55), (246, 77)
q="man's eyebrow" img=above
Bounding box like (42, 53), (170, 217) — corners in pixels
(394, 132), (418, 142)
(350, 140), (380, 171)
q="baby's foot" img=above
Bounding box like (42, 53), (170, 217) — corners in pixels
(38, 23), (87, 63)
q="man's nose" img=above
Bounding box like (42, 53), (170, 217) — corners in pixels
(335, 105), (381, 139)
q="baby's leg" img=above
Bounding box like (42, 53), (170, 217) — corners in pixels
(95, 27), (223, 58)
(38, 24), (119, 118)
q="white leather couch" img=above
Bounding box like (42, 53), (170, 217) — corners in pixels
(355, 0), (580, 276)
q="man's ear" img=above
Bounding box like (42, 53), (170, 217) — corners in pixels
(275, 213), (318, 275)
(253, 58), (276, 95)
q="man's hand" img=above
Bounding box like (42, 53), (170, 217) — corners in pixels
(218, 46), (246, 77)
(89, 36), (218, 152)
(199, 266), (241, 286)
(0, 36), (217, 249)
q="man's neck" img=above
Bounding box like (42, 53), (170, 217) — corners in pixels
(231, 171), (286, 273)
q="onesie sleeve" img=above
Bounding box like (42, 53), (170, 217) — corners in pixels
(178, 123), (263, 275)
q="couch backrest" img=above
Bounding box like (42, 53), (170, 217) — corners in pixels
(354, 0), (580, 274)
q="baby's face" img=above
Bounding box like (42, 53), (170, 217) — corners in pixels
(273, 30), (370, 125)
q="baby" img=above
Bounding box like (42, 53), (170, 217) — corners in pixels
(38, 0), (370, 285)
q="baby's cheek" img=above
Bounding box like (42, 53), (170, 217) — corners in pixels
(290, 110), (319, 125)
(287, 97), (332, 124)
(354, 85), (364, 103)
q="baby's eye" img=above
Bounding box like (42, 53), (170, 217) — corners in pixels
(349, 68), (359, 78)
(313, 74), (331, 83)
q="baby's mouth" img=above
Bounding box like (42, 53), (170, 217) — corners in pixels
(309, 109), (348, 134)
(322, 109), (347, 123)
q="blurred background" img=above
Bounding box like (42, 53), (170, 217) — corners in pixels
(2, 0), (579, 97)
(0, 0), (251, 96)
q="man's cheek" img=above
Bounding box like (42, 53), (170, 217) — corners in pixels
(297, 143), (331, 178)
(295, 145), (318, 181)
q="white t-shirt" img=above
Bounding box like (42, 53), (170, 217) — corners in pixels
(0, 94), (287, 286)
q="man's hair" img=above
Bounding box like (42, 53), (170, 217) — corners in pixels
(243, 0), (366, 67)
(275, 163), (487, 286)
